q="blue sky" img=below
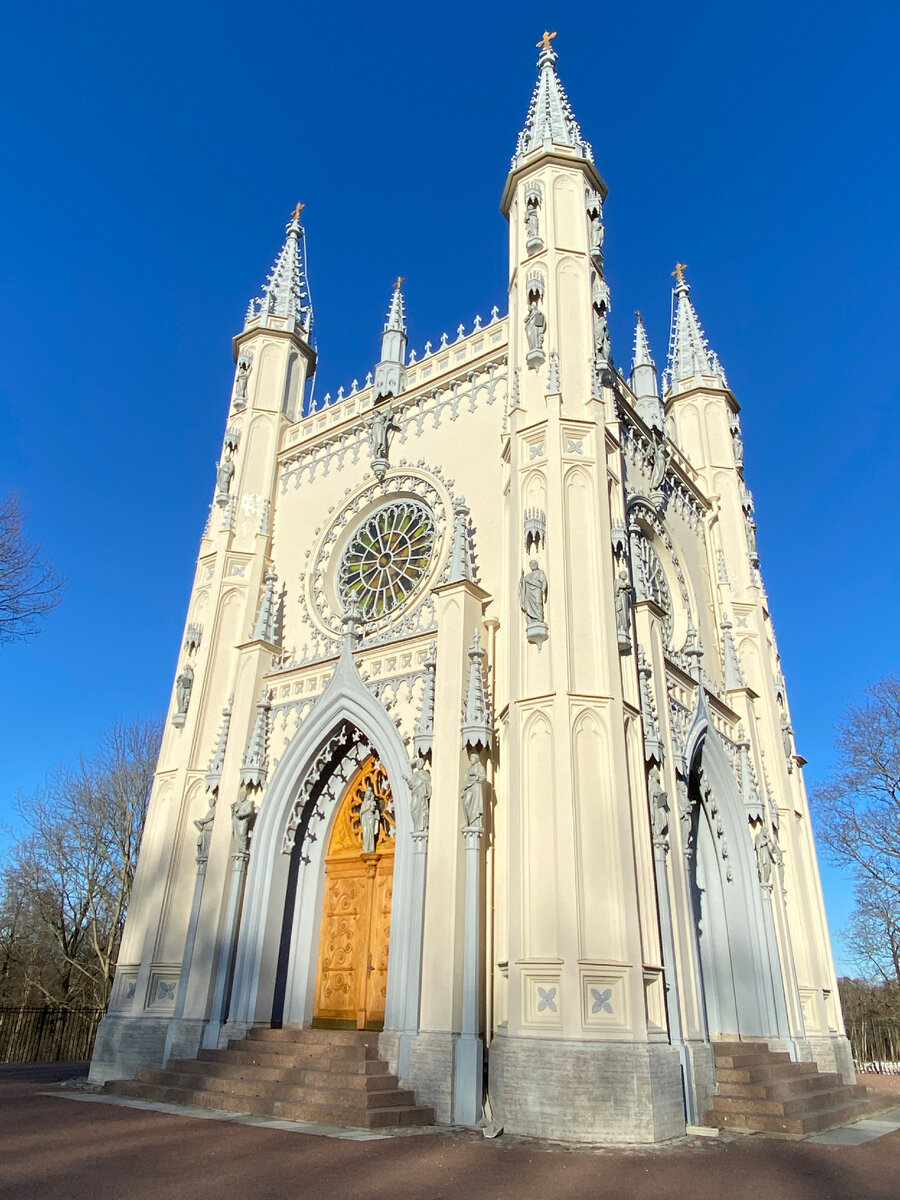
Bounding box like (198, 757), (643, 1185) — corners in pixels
(2, 0), (898, 972)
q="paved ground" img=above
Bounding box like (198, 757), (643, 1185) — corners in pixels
(4, 1063), (900, 1200)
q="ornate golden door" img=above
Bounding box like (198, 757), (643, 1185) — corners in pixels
(313, 755), (395, 1029)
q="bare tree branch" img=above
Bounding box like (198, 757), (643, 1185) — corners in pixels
(0, 492), (64, 646)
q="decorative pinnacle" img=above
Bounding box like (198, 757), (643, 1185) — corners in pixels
(461, 628), (492, 752)
(240, 688), (272, 789)
(663, 269), (727, 393)
(512, 33), (593, 168)
(246, 209), (313, 335)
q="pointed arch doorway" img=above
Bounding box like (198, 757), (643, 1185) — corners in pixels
(313, 754), (396, 1030)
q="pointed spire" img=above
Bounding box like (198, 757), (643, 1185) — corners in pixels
(373, 277), (408, 402)
(246, 204), (313, 337)
(662, 265), (727, 394)
(240, 688), (271, 789)
(637, 646), (664, 764)
(205, 695), (234, 793)
(461, 629), (492, 751)
(738, 725), (764, 821)
(630, 312), (664, 432)
(448, 497), (478, 583)
(512, 35), (593, 169)
(414, 641), (437, 758)
(251, 568), (278, 644)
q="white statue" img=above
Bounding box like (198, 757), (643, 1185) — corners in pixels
(216, 452), (235, 496)
(648, 764), (669, 843)
(593, 305), (611, 361)
(409, 756), (432, 834)
(518, 559), (548, 624)
(525, 299), (546, 353)
(360, 782), (379, 853)
(780, 712), (793, 761)
(615, 570), (631, 638)
(234, 355), (251, 401)
(590, 210), (604, 252)
(369, 407), (400, 461)
(194, 799), (216, 862)
(755, 826), (774, 886)
(461, 752), (486, 829)
(525, 203), (539, 242)
(231, 789), (256, 856)
(175, 662), (194, 715)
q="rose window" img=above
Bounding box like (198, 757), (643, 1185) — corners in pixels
(337, 500), (436, 621)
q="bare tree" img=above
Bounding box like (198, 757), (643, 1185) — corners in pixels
(0, 492), (64, 646)
(0, 717), (162, 1008)
(814, 676), (900, 981)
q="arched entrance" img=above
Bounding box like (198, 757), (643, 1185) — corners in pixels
(313, 755), (395, 1030)
(687, 735), (791, 1044)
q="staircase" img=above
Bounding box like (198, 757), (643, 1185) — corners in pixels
(105, 1027), (435, 1130)
(706, 1040), (884, 1136)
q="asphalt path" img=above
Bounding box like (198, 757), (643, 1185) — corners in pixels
(3, 1063), (900, 1200)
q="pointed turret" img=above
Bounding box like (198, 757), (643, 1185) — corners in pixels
(205, 695), (233, 793)
(662, 265), (727, 395)
(461, 629), (492, 752)
(245, 204), (313, 338)
(630, 313), (664, 432)
(373, 277), (408, 403)
(240, 689), (271, 789)
(511, 33), (593, 169)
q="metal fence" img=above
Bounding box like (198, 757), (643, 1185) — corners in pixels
(0, 1006), (104, 1064)
(846, 1017), (900, 1072)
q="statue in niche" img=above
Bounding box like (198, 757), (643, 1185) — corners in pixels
(780, 713), (794, 765)
(593, 304), (611, 362)
(360, 781), (379, 853)
(648, 764), (669, 844)
(524, 202), (539, 242)
(461, 752), (487, 830)
(216, 451), (235, 500)
(368, 407), (401, 463)
(590, 210), (604, 254)
(194, 798), (216, 863)
(730, 419), (744, 466)
(754, 825), (775, 885)
(615, 570), (632, 645)
(676, 775), (692, 853)
(231, 788), (256, 856)
(410, 755), (432, 834)
(525, 297), (546, 362)
(234, 355), (252, 403)
(175, 662), (194, 715)
(519, 559), (547, 624)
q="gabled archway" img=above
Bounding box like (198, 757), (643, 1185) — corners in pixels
(227, 636), (420, 1041)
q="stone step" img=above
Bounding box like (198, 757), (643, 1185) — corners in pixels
(135, 1069), (415, 1109)
(714, 1062), (820, 1085)
(245, 1027), (375, 1047)
(711, 1083), (869, 1118)
(706, 1095), (883, 1137)
(107, 1079), (433, 1129)
(224, 1038), (379, 1062)
(202, 1048), (389, 1073)
(713, 1051), (791, 1070)
(716, 1072), (843, 1101)
(152, 1060), (396, 1090)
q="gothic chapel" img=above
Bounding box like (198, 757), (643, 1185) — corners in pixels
(91, 38), (859, 1142)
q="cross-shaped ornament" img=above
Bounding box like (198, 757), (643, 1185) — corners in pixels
(537, 30), (557, 51)
(393, 275), (405, 290)
(290, 202), (305, 221)
(672, 262), (688, 285)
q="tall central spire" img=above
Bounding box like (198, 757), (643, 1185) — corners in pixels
(373, 277), (408, 403)
(511, 36), (593, 169)
(245, 206), (313, 338)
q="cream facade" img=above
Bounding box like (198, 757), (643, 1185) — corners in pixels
(90, 43), (849, 1142)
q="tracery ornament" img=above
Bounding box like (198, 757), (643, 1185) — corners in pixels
(307, 470), (450, 640)
(337, 500), (436, 623)
(633, 534), (674, 647)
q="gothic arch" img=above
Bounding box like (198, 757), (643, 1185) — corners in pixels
(686, 728), (791, 1044)
(228, 640), (420, 1038)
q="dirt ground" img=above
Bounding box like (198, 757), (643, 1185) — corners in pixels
(4, 1063), (900, 1200)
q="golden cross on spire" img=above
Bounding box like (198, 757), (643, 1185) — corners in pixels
(537, 30), (557, 51)
(393, 275), (405, 290)
(672, 262), (688, 285)
(635, 310), (642, 322)
(290, 202), (305, 221)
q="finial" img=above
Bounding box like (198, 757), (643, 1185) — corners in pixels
(635, 310), (642, 323)
(672, 262), (688, 286)
(290, 201), (305, 222)
(537, 30), (557, 52)
(394, 275), (405, 290)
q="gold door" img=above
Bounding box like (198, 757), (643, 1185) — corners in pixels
(314, 756), (395, 1030)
